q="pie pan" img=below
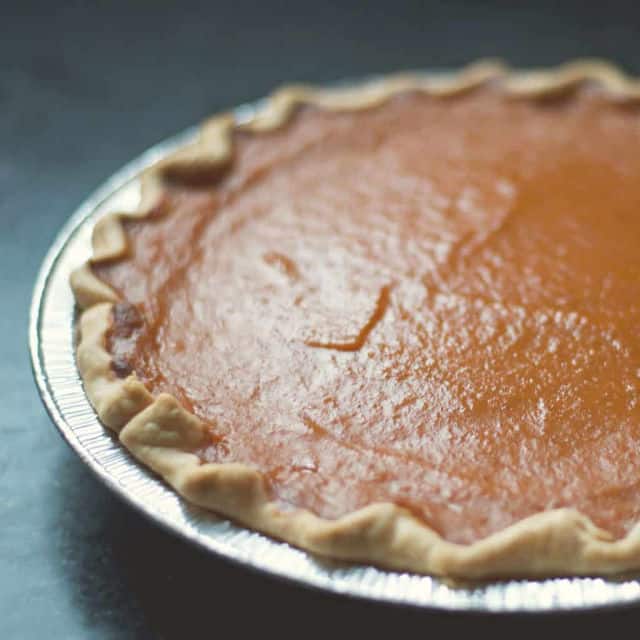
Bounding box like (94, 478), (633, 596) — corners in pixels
(29, 88), (640, 613)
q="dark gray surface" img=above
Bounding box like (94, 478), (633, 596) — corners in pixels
(4, 1), (640, 637)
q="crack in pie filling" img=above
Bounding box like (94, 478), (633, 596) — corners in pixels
(72, 62), (640, 578)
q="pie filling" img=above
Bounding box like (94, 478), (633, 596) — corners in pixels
(94, 87), (640, 545)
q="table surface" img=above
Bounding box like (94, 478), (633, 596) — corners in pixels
(5, 1), (640, 636)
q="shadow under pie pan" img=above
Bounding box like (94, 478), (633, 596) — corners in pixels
(29, 75), (640, 613)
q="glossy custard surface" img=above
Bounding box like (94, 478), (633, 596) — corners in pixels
(95, 88), (640, 544)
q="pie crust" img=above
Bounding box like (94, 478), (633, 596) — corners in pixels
(70, 60), (640, 579)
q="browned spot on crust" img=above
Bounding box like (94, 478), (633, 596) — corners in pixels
(107, 302), (145, 378)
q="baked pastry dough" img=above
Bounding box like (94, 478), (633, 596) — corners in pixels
(71, 61), (640, 579)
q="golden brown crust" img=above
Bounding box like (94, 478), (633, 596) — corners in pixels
(70, 60), (640, 579)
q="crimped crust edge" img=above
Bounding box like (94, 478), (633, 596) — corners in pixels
(71, 60), (640, 579)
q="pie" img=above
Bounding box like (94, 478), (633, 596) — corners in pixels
(71, 61), (640, 579)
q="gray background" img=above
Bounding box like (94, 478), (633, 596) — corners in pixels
(4, 0), (640, 637)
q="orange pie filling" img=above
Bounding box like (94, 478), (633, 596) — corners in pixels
(93, 87), (640, 545)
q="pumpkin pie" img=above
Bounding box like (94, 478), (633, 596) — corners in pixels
(71, 61), (640, 579)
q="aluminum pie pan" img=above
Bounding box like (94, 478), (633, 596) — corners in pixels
(29, 94), (640, 614)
